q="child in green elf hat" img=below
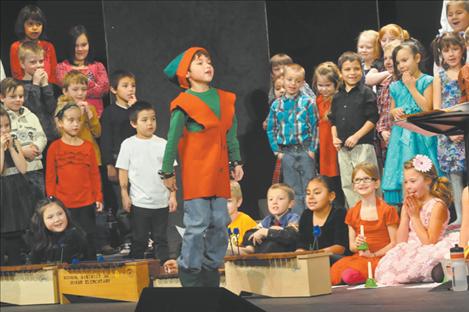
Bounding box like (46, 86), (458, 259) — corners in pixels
(160, 47), (244, 287)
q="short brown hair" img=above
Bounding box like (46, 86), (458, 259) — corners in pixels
(352, 162), (380, 182)
(62, 70), (88, 90)
(284, 63), (305, 79)
(268, 183), (295, 201)
(337, 51), (362, 70)
(230, 180), (243, 200)
(18, 41), (44, 63)
(270, 53), (293, 68)
(0, 78), (23, 96)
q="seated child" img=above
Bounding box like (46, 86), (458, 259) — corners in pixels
(330, 163), (399, 285)
(242, 183), (300, 254)
(375, 155), (459, 285)
(296, 176), (349, 265)
(226, 180), (257, 256)
(460, 186), (469, 247)
(27, 197), (88, 264)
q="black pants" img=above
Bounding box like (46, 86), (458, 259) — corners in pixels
(0, 231), (24, 265)
(130, 206), (169, 263)
(69, 204), (97, 260)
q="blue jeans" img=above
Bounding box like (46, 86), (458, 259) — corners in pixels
(281, 148), (317, 216)
(178, 197), (230, 271)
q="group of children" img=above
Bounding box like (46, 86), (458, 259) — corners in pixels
(0, 1), (468, 290)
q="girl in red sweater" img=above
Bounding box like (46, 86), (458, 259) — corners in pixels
(46, 102), (102, 260)
(10, 5), (57, 84)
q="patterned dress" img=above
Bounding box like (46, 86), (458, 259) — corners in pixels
(375, 198), (459, 285)
(436, 69), (466, 174)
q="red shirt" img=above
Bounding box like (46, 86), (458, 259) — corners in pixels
(46, 139), (102, 208)
(10, 40), (58, 84)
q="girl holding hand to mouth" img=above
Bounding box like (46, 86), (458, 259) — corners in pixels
(28, 197), (88, 264)
(10, 5), (58, 84)
(375, 155), (458, 285)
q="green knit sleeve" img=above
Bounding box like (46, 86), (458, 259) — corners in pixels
(162, 108), (186, 173)
(227, 114), (241, 162)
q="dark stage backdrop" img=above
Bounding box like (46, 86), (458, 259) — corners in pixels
(101, 1), (272, 221)
(0, 0), (444, 222)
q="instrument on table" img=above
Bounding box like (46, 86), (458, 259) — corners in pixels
(0, 264), (59, 305)
(224, 250), (331, 297)
(153, 267), (226, 288)
(57, 259), (159, 303)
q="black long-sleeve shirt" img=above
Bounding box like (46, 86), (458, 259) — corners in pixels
(297, 206), (350, 255)
(329, 84), (378, 145)
(22, 80), (58, 141)
(100, 103), (136, 166)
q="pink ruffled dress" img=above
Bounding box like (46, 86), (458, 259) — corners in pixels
(375, 197), (459, 285)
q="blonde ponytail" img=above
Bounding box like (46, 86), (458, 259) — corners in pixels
(430, 176), (453, 207)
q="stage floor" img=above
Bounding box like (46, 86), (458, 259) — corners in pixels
(1, 283), (468, 312)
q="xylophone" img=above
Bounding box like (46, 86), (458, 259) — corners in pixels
(0, 264), (59, 305)
(57, 259), (159, 303)
(224, 250), (332, 297)
(153, 267), (226, 288)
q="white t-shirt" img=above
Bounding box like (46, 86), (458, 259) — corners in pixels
(116, 135), (176, 209)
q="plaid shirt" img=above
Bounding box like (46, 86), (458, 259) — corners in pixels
(266, 91), (319, 153)
(376, 76), (394, 134)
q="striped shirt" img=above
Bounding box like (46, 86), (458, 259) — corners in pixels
(266, 91), (319, 153)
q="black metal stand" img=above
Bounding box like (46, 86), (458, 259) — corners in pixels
(398, 103), (469, 188)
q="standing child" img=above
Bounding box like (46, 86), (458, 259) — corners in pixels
(376, 155), (458, 285)
(329, 51), (379, 208)
(100, 70), (137, 253)
(242, 183), (300, 254)
(357, 30), (382, 79)
(267, 63), (319, 215)
(1, 78), (47, 196)
(366, 24), (410, 87)
(0, 107), (36, 265)
(265, 73), (285, 184)
(375, 40), (401, 166)
(330, 163), (399, 285)
(382, 40), (440, 206)
(27, 197), (88, 264)
(226, 180), (257, 255)
(458, 26), (469, 101)
(56, 25), (110, 117)
(116, 101), (177, 263)
(55, 70), (101, 165)
(18, 41), (58, 143)
(432, 32), (466, 225)
(46, 103), (103, 260)
(267, 53), (315, 104)
(161, 47), (243, 287)
(312, 61), (344, 206)
(296, 176), (349, 265)
(10, 5), (57, 84)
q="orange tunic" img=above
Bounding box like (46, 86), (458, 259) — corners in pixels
(330, 197), (399, 285)
(317, 95), (338, 176)
(170, 89), (235, 200)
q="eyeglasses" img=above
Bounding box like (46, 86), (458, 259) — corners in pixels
(353, 177), (376, 184)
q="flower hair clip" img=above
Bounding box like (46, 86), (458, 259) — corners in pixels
(412, 154), (432, 173)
